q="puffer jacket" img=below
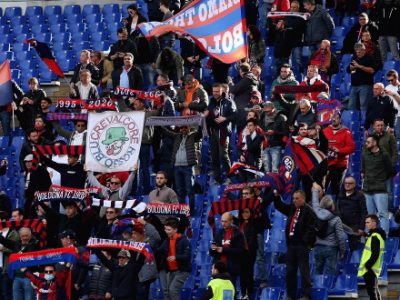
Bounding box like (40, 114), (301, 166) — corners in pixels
(176, 80), (208, 114)
(323, 125), (355, 168)
(160, 127), (203, 166)
(304, 5), (335, 45)
(88, 263), (112, 299)
(311, 190), (346, 255)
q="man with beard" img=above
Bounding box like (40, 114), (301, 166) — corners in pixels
(270, 64), (299, 115)
(149, 171), (178, 204)
(108, 28), (138, 70)
(323, 111), (355, 196)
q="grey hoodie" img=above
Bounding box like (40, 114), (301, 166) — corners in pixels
(312, 190), (346, 255)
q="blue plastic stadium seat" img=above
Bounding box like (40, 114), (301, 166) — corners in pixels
(83, 4), (101, 17)
(47, 14), (62, 25)
(342, 16), (356, 29)
(4, 7), (22, 18)
(68, 23), (86, 34)
(15, 33), (33, 43)
(10, 15), (27, 26)
(103, 13), (122, 24)
(383, 60), (395, 73)
(89, 31), (107, 43)
(103, 4), (120, 15)
(50, 23), (67, 34)
(25, 6), (43, 17)
(88, 23), (107, 35)
(12, 24), (29, 35)
(44, 6), (62, 17)
(64, 5), (81, 16)
(35, 33), (52, 43)
(71, 31), (90, 42)
(31, 24), (49, 34)
(15, 51), (33, 61)
(0, 24), (10, 34)
(312, 275), (335, 289)
(388, 249), (400, 270)
(260, 287), (282, 300)
(85, 13), (102, 24)
(332, 26), (345, 39)
(66, 14), (83, 25)
(54, 50), (68, 61)
(52, 32), (71, 44)
(269, 275), (286, 288)
(28, 14), (46, 26)
(72, 41), (91, 52)
(329, 274), (358, 296)
(311, 288), (328, 299)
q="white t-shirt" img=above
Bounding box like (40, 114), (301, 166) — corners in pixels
(385, 84), (400, 117)
(78, 84), (91, 100)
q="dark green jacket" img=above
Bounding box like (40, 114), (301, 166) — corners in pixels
(361, 149), (393, 193)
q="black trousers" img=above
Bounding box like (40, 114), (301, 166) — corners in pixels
(325, 166), (347, 198)
(286, 244), (311, 299)
(363, 269), (381, 300)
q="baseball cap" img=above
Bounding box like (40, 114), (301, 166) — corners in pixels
(59, 229), (76, 240)
(118, 249), (131, 258)
(24, 154), (33, 161)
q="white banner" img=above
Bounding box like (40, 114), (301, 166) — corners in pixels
(86, 111), (145, 172)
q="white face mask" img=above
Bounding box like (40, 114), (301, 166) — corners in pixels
(44, 274), (55, 281)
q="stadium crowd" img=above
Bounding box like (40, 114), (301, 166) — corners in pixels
(0, 0), (399, 300)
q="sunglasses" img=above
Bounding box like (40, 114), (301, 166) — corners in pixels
(44, 270), (54, 274)
(110, 181), (121, 185)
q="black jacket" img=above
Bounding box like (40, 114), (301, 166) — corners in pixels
(260, 112), (288, 148)
(161, 127), (202, 166)
(241, 131), (264, 168)
(42, 157), (86, 189)
(70, 62), (100, 85)
(273, 195), (316, 247)
(88, 262), (112, 299)
(372, 2), (400, 36)
(365, 94), (397, 129)
(95, 250), (144, 300)
(337, 189), (367, 230)
(108, 40), (138, 70)
(111, 66), (144, 90)
(285, 15), (306, 47)
(206, 95), (237, 135)
(210, 226), (246, 276)
(133, 36), (160, 64)
(158, 234), (192, 272)
(341, 22), (379, 54)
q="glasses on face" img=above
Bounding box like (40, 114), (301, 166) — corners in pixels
(44, 270), (54, 274)
(110, 181), (121, 185)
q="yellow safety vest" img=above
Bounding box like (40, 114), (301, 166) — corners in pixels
(208, 278), (235, 300)
(358, 232), (385, 277)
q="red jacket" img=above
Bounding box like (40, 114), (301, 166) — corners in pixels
(323, 125), (355, 168)
(299, 78), (329, 101)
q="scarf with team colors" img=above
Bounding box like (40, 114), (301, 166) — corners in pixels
(0, 219), (47, 248)
(8, 247), (78, 277)
(86, 237), (154, 261)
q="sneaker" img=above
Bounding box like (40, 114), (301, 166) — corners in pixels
(241, 295), (249, 300)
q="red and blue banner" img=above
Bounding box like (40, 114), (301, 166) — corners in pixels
(316, 99), (342, 125)
(0, 60), (13, 106)
(25, 39), (64, 78)
(8, 247), (78, 277)
(138, 0), (247, 64)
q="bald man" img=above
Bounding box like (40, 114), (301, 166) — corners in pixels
(210, 212), (246, 294)
(365, 82), (397, 131)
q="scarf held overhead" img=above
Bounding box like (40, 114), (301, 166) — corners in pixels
(146, 115), (208, 137)
(147, 203), (191, 217)
(86, 237), (154, 261)
(273, 84), (328, 95)
(8, 247), (78, 277)
(47, 112), (88, 121)
(56, 98), (117, 110)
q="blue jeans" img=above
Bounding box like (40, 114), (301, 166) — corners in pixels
(255, 233), (267, 282)
(138, 63), (155, 89)
(365, 192), (389, 233)
(314, 244), (339, 275)
(12, 277), (35, 300)
(174, 165), (195, 207)
(386, 177), (394, 211)
(291, 46), (302, 75)
(0, 111), (11, 137)
(159, 270), (189, 300)
(262, 146), (281, 173)
(349, 85), (373, 118)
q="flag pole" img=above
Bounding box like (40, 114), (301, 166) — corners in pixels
(11, 106), (15, 132)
